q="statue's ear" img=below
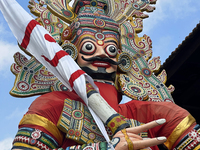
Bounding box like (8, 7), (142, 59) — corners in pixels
(61, 41), (78, 60)
(117, 52), (133, 72)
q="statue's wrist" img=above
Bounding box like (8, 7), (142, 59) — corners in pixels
(105, 113), (130, 135)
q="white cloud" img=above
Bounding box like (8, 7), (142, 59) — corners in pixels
(0, 138), (13, 150)
(0, 40), (20, 73)
(161, 0), (199, 19)
(0, 17), (14, 38)
(0, 17), (21, 73)
(0, 16), (24, 73)
(142, 0), (200, 34)
(6, 108), (27, 120)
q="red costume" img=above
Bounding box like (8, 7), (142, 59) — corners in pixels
(13, 82), (197, 150)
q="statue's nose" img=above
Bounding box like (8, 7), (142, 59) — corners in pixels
(95, 47), (109, 58)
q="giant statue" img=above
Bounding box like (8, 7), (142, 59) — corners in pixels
(0, 0), (200, 149)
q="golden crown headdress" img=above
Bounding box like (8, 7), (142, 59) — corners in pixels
(10, 0), (175, 103)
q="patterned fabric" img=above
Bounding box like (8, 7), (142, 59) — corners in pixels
(71, 10), (119, 32)
(57, 98), (148, 144)
(58, 98), (106, 144)
(164, 114), (196, 149)
(19, 113), (64, 145)
(12, 127), (58, 149)
(71, 0), (119, 32)
(86, 81), (98, 98)
(174, 124), (200, 150)
(55, 137), (120, 150)
(66, 142), (107, 150)
(105, 114), (130, 135)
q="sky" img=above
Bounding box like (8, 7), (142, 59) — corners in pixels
(0, 0), (200, 149)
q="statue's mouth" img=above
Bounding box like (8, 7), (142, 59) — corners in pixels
(92, 61), (111, 68)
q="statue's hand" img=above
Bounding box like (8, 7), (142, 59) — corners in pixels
(111, 119), (167, 150)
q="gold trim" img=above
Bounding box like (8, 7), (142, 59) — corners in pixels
(164, 114), (196, 149)
(122, 129), (134, 150)
(13, 142), (40, 150)
(19, 114), (63, 144)
(194, 144), (200, 150)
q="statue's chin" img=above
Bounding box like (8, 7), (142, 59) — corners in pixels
(81, 66), (116, 82)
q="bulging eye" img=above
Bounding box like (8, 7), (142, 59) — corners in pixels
(80, 42), (96, 55)
(105, 45), (117, 57)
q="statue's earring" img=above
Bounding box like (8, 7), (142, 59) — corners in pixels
(61, 26), (72, 41)
(61, 41), (78, 60)
(117, 52), (133, 72)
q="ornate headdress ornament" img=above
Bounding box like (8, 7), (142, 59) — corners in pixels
(69, 0), (120, 46)
(10, 0), (175, 103)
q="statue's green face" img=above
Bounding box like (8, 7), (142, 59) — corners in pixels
(75, 28), (119, 80)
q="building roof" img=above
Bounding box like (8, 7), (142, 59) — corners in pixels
(160, 22), (200, 72)
(158, 22), (200, 123)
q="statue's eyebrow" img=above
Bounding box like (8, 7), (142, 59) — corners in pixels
(104, 40), (118, 46)
(80, 37), (96, 44)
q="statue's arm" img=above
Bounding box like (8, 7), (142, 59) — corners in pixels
(11, 120), (167, 150)
(119, 100), (200, 150)
(61, 120), (167, 150)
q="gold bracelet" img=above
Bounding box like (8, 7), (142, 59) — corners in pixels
(121, 129), (134, 150)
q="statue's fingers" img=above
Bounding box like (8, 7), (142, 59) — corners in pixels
(126, 119), (166, 134)
(127, 133), (143, 140)
(133, 137), (167, 149)
(117, 132), (143, 140)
